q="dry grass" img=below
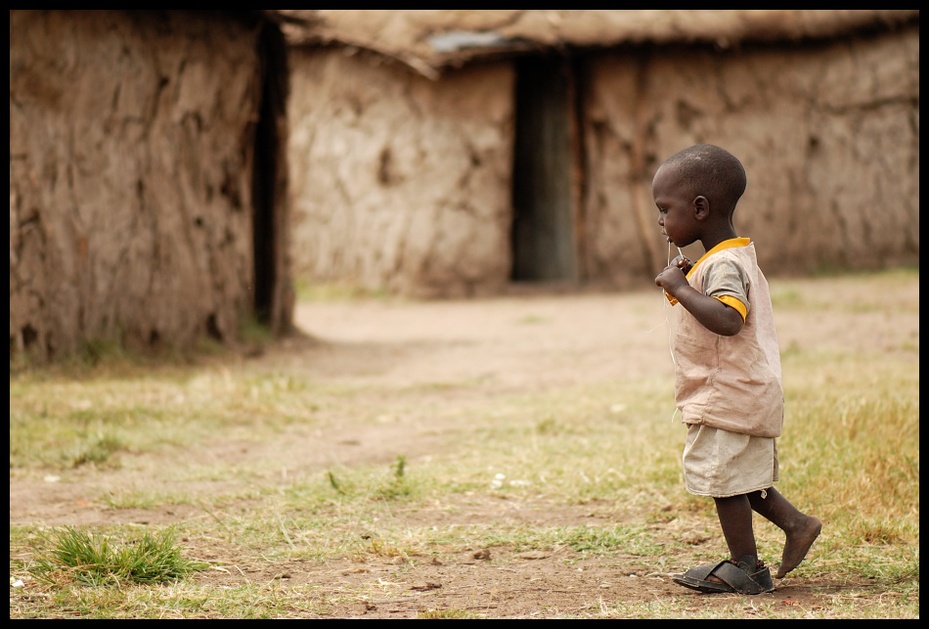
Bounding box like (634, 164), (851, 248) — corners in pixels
(9, 267), (919, 618)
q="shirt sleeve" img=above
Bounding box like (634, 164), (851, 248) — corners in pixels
(702, 256), (750, 321)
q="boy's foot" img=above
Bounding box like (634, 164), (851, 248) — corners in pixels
(776, 516), (822, 578)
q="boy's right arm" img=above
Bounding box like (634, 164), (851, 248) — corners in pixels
(656, 265), (744, 337)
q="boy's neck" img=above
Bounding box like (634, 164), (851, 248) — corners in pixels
(699, 222), (739, 252)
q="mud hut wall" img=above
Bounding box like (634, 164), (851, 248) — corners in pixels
(583, 26), (919, 286)
(287, 48), (515, 298)
(10, 11), (264, 358)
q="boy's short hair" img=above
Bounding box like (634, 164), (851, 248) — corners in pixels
(663, 144), (746, 215)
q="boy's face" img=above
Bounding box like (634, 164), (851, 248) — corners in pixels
(653, 164), (698, 248)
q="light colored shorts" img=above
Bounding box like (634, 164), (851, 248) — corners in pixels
(682, 424), (778, 498)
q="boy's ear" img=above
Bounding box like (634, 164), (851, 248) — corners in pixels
(693, 195), (710, 220)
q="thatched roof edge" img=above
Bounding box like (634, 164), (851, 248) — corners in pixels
(266, 10), (919, 78)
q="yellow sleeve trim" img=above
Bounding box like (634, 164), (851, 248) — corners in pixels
(715, 295), (747, 321)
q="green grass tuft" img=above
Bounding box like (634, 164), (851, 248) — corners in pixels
(29, 526), (210, 587)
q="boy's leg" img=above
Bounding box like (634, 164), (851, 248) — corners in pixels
(714, 494), (758, 564)
(748, 487), (822, 578)
(672, 495), (776, 593)
(684, 495), (758, 587)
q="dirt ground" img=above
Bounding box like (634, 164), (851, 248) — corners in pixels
(9, 274), (919, 618)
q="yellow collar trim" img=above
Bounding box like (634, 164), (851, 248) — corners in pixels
(686, 237), (750, 278)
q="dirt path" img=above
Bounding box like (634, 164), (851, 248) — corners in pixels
(10, 275), (919, 618)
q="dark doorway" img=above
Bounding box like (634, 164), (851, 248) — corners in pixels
(251, 21), (287, 327)
(511, 55), (578, 283)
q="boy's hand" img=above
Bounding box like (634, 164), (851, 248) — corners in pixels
(656, 255), (692, 294)
(655, 261), (689, 296)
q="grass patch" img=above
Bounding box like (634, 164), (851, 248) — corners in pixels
(28, 526), (209, 587)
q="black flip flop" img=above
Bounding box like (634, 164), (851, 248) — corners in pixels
(671, 556), (775, 594)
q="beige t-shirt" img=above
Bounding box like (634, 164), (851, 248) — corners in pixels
(668, 239), (784, 438)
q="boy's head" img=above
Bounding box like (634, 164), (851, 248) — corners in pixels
(652, 144), (746, 248)
(656, 144), (746, 217)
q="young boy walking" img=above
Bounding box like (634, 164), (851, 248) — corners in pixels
(653, 144), (822, 594)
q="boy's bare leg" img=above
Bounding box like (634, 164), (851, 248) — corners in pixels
(748, 488), (822, 578)
(681, 495), (760, 586)
(714, 494), (758, 564)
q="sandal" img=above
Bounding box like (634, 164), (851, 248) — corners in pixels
(671, 555), (775, 594)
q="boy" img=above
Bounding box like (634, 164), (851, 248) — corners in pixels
(653, 144), (822, 594)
